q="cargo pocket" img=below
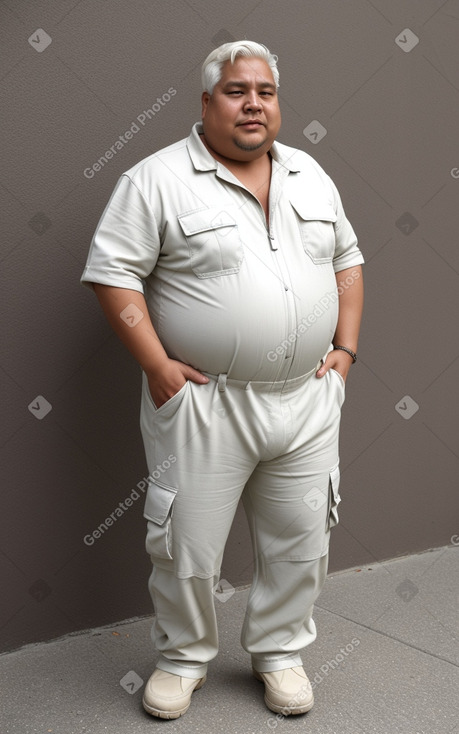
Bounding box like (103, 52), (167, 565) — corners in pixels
(328, 465), (341, 529)
(290, 198), (337, 264)
(178, 206), (244, 278)
(144, 481), (177, 560)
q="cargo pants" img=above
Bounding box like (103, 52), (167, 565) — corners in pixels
(139, 357), (344, 679)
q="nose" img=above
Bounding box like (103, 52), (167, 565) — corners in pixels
(244, 90), (262, 112)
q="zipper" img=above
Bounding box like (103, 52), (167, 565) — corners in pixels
(265, 201), (297, 368)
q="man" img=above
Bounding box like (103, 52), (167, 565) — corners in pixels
(81, 41), (364, 719)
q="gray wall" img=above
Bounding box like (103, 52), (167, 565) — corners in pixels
(1, 0), (458, 653)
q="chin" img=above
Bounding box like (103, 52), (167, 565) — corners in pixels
(233, 135), (269, 154)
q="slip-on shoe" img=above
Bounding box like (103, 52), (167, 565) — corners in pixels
(142, 668), (206, 719)
(253, 666), (314, 715)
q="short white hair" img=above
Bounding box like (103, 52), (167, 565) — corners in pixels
(201, 40), (279, 94)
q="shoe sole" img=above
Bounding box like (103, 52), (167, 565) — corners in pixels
(253, 669), (314, 715)
(142, 675), (206, 719)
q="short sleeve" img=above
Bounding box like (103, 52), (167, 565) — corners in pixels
(80, 174), (161, 291)
(329, 177), (364, 273)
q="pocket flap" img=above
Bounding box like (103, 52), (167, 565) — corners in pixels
(290, 198), (337, 223)
(143, 482), (177, 525)
(178, 207), (237, 235)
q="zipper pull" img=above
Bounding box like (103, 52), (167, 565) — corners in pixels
(268, 233), (277, 251)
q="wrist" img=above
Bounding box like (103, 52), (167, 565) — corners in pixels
(333, 344), (357, 363)
(141, 351), (170, 377)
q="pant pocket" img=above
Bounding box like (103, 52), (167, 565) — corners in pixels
(329, 367), (345, 392)
(142, 371), (189, 417)
(328, 464), (341, 529)
(144, 481), (177, 560)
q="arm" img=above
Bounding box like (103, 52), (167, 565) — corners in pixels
(316, 265), (364, 382)
(93, 284), (208, 407)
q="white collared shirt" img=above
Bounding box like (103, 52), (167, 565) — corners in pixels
(81, 123), (364, 381)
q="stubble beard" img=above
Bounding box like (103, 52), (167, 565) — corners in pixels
(232, 133), (268, 152)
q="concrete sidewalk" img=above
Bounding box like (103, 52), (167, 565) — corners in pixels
(1, 546), (458, 734)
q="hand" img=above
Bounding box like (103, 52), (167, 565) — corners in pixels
(146, 358), (209, 409)
(315, 349), (354, 383)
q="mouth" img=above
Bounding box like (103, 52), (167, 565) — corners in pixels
(237, 120), (265, 128)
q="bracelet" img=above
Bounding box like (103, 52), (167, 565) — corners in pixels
(333, 345), (357, 363)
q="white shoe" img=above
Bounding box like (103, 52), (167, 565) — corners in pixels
(142, 668), (206, 719)
(253, 666), (314, 715)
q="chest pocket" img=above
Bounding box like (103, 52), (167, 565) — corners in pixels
(290, 199), (337, 264)
(177, 207), (244, 278)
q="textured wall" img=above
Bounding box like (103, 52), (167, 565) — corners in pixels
(1, 0), (458, 653)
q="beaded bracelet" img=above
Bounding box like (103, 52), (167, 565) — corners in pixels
(333, 345), (357, 363)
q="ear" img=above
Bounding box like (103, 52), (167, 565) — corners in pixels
(201, 91), (211, 119)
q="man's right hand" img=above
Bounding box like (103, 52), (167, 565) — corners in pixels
(92, 286), (210, 409)
(146, 359), (209, 409)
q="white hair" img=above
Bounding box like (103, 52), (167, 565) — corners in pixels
(201, 40), (279, 94)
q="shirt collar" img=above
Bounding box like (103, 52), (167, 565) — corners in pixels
(187, 122), (301, 173)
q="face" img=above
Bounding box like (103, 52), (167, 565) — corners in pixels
(201, 56), (281, 162)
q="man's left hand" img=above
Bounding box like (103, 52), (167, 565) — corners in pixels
(315, 349), (354, 383)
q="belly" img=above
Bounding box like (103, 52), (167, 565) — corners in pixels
(146, 263), (338, 381)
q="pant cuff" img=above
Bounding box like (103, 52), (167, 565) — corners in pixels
(156, 656), (208, 679)
(251, 652), (303, 673)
